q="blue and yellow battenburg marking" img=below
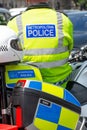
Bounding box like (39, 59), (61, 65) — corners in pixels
(23, 80), (80, 130)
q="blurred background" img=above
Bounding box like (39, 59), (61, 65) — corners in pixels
(0, 0), (86, 10)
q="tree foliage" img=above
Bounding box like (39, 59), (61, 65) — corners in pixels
(74, 0), (87, 4)
(73, 0), (87, 9)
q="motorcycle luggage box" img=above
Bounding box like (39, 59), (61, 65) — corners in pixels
(12, 80), (81, 130)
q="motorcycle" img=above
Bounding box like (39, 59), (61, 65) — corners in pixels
(67, 45), (87, 130)
(0, 25), (81, 130)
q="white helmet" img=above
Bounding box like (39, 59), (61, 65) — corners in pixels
(0, 25), (23, 64)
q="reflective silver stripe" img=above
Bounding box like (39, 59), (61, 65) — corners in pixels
(24, 46), (68, 55)
(56, 12), (64, 47)
(26, 58), (68, 68)
(16, 15), (24, 44)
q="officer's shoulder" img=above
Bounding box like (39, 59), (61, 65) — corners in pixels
(56, 10), (68, 17)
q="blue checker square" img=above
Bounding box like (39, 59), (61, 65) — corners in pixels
(29, 81), (42, 91)
(36, 102), (61, 123)
(57, 125), (72, 130)
(64, 89), (80, 107)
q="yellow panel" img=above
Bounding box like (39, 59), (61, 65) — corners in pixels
(59, 107), (80, 129)
(34, 118), (58, 130)
(5, 63), (42, 84)
(42, 82), (64, 98)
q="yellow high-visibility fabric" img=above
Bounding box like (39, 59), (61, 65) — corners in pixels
(5, 63), (42, 88)
(42, 82), (64, 98)
(8, 8), (73, 87)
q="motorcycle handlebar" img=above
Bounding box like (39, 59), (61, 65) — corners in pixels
(69, 45), (87, 63)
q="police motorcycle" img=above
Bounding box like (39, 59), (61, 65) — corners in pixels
(67, 45), (87, 130)
(0, 25), (81, 130)
(0, 25), (42, 124)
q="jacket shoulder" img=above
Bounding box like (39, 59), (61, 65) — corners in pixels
(57, 10), (68, 17)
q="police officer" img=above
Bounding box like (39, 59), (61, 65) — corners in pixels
(7, 0), (73, 88)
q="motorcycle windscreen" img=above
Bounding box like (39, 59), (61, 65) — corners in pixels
(12, 80), (81, 130)
(67, 81), (87, 105)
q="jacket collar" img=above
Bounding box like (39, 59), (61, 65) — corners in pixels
(26, 2), (52, 10)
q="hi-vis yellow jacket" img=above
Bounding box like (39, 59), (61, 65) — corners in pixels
(8, 7), (73, 85)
